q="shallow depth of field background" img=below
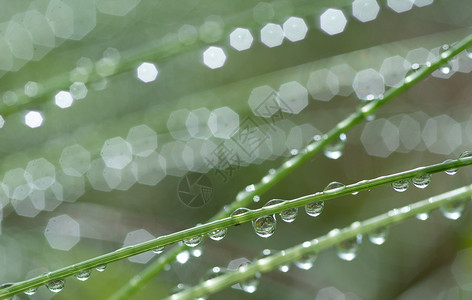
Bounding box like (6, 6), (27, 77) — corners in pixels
(1, 0), (472, 299)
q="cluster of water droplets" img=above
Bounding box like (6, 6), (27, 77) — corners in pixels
(438, 44), (452, 75)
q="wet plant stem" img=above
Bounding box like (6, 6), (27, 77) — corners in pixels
(1, 156), (472, 298)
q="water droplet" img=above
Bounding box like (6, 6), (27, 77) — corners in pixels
(443, 159), (458, 175)
(183, 235), (203, 247)
(290, 149), (298, 156)
(416, 212), (430, 221)
(202, 266), (226, 282)
(24, 287), (38, 295)
(392, 179), (409, 192)
(191, 247), (203, 257)
(459, 151), (472, 159)
(152, 246), (165, 254)
(440, 200), (467, 220)
(439, 44), (452, 74)
(323, 133), (346, 160)
(46, 279), (65, 293)
(405, 63), (421, 82)
(171, 283), (189, 294)
(245, 184), (256, 192)
(253, 195), (260, 202)
(231, 207), (251, 226)
(208, 228), (227, 241)
(96, 265), (107, 272)
(265, 199), (298, 223)
(368, 227), (388, 245)
(252, 215), (276, 238)
(352, 191), (359, 195)
(412, 174), (432, 189)
(268, 168), (276, 175)
(294, 252), (317, 270)
(324, 181), (345, 193)
(305, 201), (324, 217)
(336, 235), (362, 261)
(75, 269), (91, 281)
(239, 264), (261, 294)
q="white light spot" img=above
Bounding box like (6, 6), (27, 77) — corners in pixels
(320, 9), (347, 35)
(137, 62), (158, 83)
(260, 23), (284, 47)
(25, 111), (43, 128)
(282, 17), (308, 42)
(55, 91), (74, 108)
(229, 28), (253, 51)
(203, 46), (226, 69)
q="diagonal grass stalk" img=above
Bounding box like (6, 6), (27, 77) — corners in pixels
(108, 32), (472, 299)
(166, 184), (472, 300)
(1, 156), (472, 298)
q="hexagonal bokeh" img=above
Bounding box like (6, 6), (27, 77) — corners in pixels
(352, 68), (385, 100)
(248, 85), (279, 118)
(55, 91), (74, 109)
(229, 28), (253, 51)
(282, 17), (308, 42)
(316, 287), (346, 300)
(103, 163), (136, 191)
(186, 108), (212, 139)
(24, 81), (40, 97)
(387, 0), (414, 13)
(55, 171), (85, 202)
(123, 229), (155, 264)
(44, 214), (80, 251)
(414, 0), (434, 7)
(406, 47), (434, 66)
(60, 144), (91, 177)
(24, 111), (43, 128)
(137, 62), (158, 83)
(87, 159), (112, 192)
(23, 10), (55, 48)
(101, 137), (133, 169)
(126, 124), (158, 157)
(286, 124), (321, 150)
(451, 247), (472, 291)
(133, 152), (166, 185)
(69, 82), (88, 100)
(352, 0), (380, 23)
(208, 107), (239, 139)
(380, 55), (410, 87)
(330, 64), (356, 96)
(46, 0), (74, 39)
(0, 115), (5, 129)
(278, 81), (308, 114)
(3, 168), (32, 200)
(198, 15), (224, 43)
(203, 46), (226, 69)
(391, 114), (422, 152)
(178, 24), (198, 45)
(5, 21), (34, 60)
(320, 8), (347, 35)
(160, 141), (193, 177)
(25, 158), (56, 190)
(96, 0), (141, 16)
(361, 119), (399, 157)
(422, 115), (461, 155)
(11, 190), (44, 218)
(253, 2), (275, 24)
(307, 69), (340, 101)
(260, 23), (284, 47)
(167, 109), (191, 140)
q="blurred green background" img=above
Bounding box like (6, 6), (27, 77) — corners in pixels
(0, 0), (472, 299)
